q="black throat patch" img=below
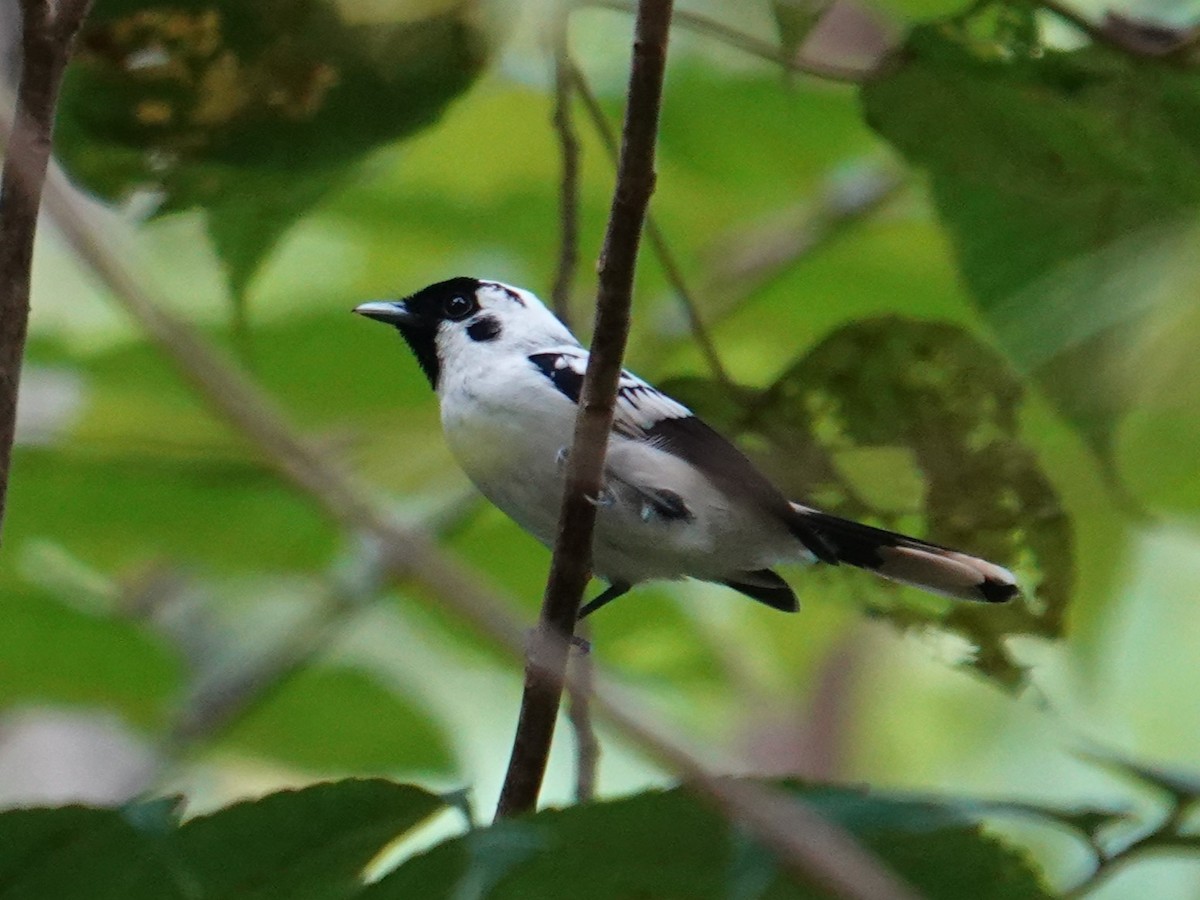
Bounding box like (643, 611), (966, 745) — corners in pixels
(398, 327), (440, 389)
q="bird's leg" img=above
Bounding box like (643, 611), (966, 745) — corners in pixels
(579, 582), (631, 619)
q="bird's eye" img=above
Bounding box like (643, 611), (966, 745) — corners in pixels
(443, 294), (474, 320)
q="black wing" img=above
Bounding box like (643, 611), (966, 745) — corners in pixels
(527, 351), (838, 563)
(528, 350), (691, 437)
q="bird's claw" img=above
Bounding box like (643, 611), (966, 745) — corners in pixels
(586, 488), (614, 508)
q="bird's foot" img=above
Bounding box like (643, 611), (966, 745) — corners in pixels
(570, 634), (592, 654)
(586, 486), (615, 508)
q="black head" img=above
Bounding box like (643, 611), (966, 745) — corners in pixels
(353, 277), (485, 387)
(354, 277), (567, 390)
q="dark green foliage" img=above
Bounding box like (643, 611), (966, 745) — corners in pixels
(665, 316), (1069, 687)
(168, 780), (445, 898)
(0, 781), (446, 900)
(863, 23), (1200, 468)
(55, 0), (489, 299)
(0, 805), (190, 899)
(369, 784), (1053, 899)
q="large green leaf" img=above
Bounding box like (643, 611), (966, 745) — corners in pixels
(0, 805), (188, 899)
(664, 316), (1071, 689)
(56, 0), (489, 300)
(367, 784), (1052, 899)
(862, 23), (1200, 469)
(0, 781), (445, 899)
(168, 780), (445, 898)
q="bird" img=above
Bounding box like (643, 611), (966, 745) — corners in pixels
(354, 277), (1018, 618)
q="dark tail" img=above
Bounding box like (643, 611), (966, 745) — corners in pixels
(791, 504), (1018, 603)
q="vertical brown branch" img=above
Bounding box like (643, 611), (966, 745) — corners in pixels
(494, 0), (675, 821)
(0, 0), (93, 547)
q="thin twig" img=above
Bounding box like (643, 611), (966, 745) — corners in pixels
(566, 624), (600, 802)
(550, 18), (581, 329)
(494, 0), (676, 821)
(569, 61), (733, 387)
(0, 0), (93, 547)
(583, 0), (875, 83)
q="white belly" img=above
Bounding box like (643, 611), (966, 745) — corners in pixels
(439, 371), (800, 586)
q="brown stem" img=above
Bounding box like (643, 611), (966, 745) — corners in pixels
(566, 624), (600, 802)
(494, 0), (675, 821)
(569, 61), (732, 386)
(0, 0), (93, 548)
(550, 23), (581, 329)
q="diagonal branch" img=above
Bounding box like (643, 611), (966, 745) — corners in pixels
(493, 0), (676, 821)
(585, 0), (877, 82)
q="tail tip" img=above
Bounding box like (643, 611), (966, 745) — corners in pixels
(977, 576), (1019, 603)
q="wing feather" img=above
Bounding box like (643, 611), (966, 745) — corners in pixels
(527, 350), (838, 562)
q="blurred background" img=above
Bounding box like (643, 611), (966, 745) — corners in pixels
(4, 0), (1200, 894)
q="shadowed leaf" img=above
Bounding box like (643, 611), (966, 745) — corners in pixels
(367, 783), (1052, 899)
(56, 0), (489, 302)
(665, 317), (1071, 688)
(0, 806), (188, 899)
(168, 780), (445, 898)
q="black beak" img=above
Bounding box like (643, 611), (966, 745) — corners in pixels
(353, 300), (418, 326)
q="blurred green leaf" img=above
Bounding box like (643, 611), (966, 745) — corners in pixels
(56, 0), (489, 300)
(169, 780), (444, 899)
(772, 0), (832, 62)
(0, 806), (188, 899)
(665, 316), (1071, 688)
(5, 448), (337, 575)
(218, 665), (457, 775)
(0, 587), (179, 729)
(367, 783), (1052, 899)
(862, 24), (1200, 469)
(1079, 749), (1200, 802)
